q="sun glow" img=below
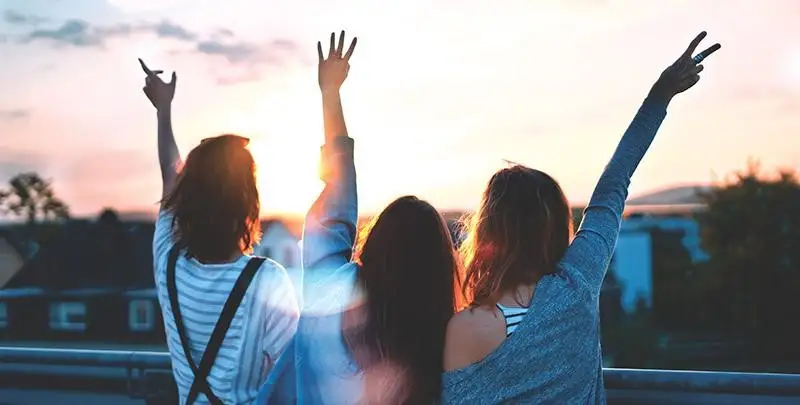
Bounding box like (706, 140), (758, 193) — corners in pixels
(235, 84), (324, 216)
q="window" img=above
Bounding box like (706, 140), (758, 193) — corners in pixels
(49, 302), (87, 331)
(129, 299), (155, 331)
(0, 302), (7, 328)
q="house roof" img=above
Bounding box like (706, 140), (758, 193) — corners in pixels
(261, 217), (304, 239)
(3, 215), (157, 292)
(0, 228), (39, 260)
(628, 185), (711, 206)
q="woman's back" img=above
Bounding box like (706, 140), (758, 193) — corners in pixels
(280, 31), (461, 404)
(152, 216), (300, 403)
(442, 96), (669, 404)
(442, 265), (604, 403)
(442, 31), (721, 404)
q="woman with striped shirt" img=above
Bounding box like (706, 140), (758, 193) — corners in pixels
(139, 59), (300, 404)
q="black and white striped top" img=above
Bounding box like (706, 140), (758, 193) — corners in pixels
(496, 303), (530, 336)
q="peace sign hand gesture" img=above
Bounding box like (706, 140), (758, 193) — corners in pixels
(317, 31), (357, 92)
(138, 58), (177, 111)
(650, 31), (721, 103)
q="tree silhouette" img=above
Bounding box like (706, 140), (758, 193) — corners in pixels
(650, 228), (696, 331)
(0, 172), (69, 224)
(698, 162), (800, 361)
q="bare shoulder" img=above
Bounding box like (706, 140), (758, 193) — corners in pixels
(443, 306), (506, 372)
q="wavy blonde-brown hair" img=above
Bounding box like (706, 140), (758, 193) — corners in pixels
(459, 164), (573, 306)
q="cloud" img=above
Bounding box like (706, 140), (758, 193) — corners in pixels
(3, 10), (48, 26)
(195, 37), (297, 64)
(196, 39), (258, 63)
(0, 109), (30, 123)
(198, 38), (303, 85)
(148, 20), (196, 42)
(20, 19), (195, 48)
(24, 19), (105, 47)
(16, 18), (301, 83)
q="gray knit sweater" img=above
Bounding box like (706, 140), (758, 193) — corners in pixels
(441, 97), (669, 404)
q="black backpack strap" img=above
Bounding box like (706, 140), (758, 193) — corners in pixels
(166, 246), (266, 405)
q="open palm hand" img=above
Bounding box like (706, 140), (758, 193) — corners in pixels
(318, 31), (357, 92)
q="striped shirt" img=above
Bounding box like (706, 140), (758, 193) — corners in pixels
(153, 211), (300, 404)
(495, 304), (529, 336)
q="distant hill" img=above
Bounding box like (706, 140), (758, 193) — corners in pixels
(628, 185), (711, 206)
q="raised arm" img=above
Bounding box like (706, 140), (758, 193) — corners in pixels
(302, 32), (359, 276)
(139, 58), (181, 202)
(561, 32), (722, 294)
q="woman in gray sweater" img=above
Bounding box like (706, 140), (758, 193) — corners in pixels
(442, 32), (721, 404)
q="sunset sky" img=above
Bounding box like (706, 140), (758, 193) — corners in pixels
(1, 0), (799, 217)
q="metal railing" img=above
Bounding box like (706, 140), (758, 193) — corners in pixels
(2, 346), (800, 403)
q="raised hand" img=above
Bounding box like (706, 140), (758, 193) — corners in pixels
(317, 31), (357, 92)
(650, 31), (721, 102)
(138, 58), (177, 111)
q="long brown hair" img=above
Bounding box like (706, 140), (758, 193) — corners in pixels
(163, 134), (261, 263)
(460, 165), (573, 306)
(344, 196), (463, 404)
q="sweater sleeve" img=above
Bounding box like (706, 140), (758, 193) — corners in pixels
(560, 98), (668, 296)
(300, 136), (358, 297)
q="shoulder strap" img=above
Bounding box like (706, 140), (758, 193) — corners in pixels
(167, 246), (266, 405)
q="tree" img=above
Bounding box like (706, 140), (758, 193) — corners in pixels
(697, 162), (800, 361)
(0, 172), (69, 224)
(649, 228), (697, 331)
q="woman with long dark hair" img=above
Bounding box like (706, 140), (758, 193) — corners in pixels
(139, 59), (299, 404)
(278, 32), (462, 404)
(442, 32), (721, 404)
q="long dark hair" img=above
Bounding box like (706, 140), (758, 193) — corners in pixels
(163, 134), (261, 263)
(344, 196), (462, 404)
(460, 164), (573, 306)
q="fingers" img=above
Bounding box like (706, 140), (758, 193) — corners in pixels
(336, 30), (345, 57)
(683, 31), (707, 58)
(682, 64), (704, 76)
(138, 58), (153, 76)
(321, 31), (356, 60)
(344, 37), (358, 60)
(693, 43), (721, 64)
(170, 71), (177, 86)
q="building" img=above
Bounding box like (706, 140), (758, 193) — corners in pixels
(0, 229), (38, 289)
(0, 212), (304, 345)
(608, 185), (711, 313)
(611, 214), (710, 313)
(0, 215), (164, 344)
(255, 219), (302, 270)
